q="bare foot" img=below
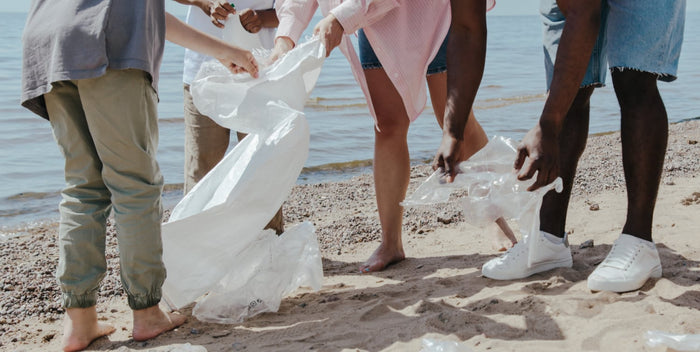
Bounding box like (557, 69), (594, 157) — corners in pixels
(359, 243), (405, 273)
(132, 305), (186, 341)
(62, 307), (115, 352)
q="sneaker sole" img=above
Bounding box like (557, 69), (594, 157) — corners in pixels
(483, 257), (573, 281)
(587, 265), (662, 293)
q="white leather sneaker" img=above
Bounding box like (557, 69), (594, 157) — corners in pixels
(587, 234), (662, 292)
(482, 231), (573, 280)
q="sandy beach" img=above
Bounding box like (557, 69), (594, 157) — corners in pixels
(1, 119), (698, 351)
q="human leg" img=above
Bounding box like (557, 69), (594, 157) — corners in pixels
(539, 87), (594, 237)
(586, 0), (684, 292)
(427, 72), (516, 248)
(45, 81), (116, 351)
(427, 73), (488, 161)
(586, 71), (667, 292)
(78, 69), (184, 333)
(183, 84), (231, 194)
(360, 67), (411, 273)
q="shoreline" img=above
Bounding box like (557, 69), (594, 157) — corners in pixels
(0, 120), (698, 351)
(2, 117), (698, 235)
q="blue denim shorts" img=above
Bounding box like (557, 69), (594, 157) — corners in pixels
(541, 0), (686, 90)
(358, 28), (448, 75)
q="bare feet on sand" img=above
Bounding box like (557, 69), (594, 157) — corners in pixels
(62, 307), (116, 352)
(132, 305), (186, 342)
(360, 243), (405, 273)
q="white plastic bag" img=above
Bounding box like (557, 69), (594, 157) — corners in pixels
(161, 39), (327, 320)
(420, 338), (473, 352)
(190, 38), (325, 133)
(193, 222), (322, 324)
(403, 136), (562, 266)
(645, 331), (700, 351)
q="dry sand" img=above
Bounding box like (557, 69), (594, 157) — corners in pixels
(1, 120), (698, 351)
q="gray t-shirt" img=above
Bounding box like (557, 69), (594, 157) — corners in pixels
(21, 0), (165, 119)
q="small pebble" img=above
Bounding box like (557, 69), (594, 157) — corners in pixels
(190, 328), (200, 335)
(589, 203), (600, 211)
(211, 330), (231, 338)
(232, 342), (247, 351)
(579, 239), (594, 249)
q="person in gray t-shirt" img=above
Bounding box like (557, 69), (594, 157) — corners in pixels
(21, 1), (258, 350)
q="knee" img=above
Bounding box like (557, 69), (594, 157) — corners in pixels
(374, 112), (409, 142)
(612, 70), (661, 109)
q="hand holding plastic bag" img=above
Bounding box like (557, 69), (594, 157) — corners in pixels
(404, 136), (562, 265)
(161, 38), (327, 323)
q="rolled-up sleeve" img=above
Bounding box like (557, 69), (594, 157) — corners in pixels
(275, 0), (319, 44)
(329, 0), (399, 34)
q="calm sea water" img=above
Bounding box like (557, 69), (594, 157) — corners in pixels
(1, 11), (699, 233)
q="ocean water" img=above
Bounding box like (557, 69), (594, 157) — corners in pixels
(1, 11), (699, 233)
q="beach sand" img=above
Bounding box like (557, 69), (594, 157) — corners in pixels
(1, 120), (698, 351)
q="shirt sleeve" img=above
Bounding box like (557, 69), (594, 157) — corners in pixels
(329, 0), (399, 34)
(275, 0), (318, 44)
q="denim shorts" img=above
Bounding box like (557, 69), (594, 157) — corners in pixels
(358, 28), (448, 75)
(541, 0), (686, 90)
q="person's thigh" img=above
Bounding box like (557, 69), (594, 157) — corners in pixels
(540, 0), (608, 89)
(606, 0), (685, 82)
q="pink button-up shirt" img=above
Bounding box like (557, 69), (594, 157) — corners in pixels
(275, 0), (495, 125)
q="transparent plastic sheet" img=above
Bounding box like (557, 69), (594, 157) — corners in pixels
(403, 136), (563, 266)
(420, 338), (474, 352)
(160, 38), (326, 321)
(193, 222), (322, 324)
(645, 331), (700, 351)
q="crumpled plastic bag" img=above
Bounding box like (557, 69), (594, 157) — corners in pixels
(160, 38), (327, 322)
(645, 331), (700, 351)
(193, 222), (322, 324)
(403, 136), (562, 266)
(420, 338), (473, 352)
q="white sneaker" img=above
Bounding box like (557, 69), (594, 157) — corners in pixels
(482, 231), (573, 280)
(587, 234), (662, 292)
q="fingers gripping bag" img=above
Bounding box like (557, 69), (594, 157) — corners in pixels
(402, 136), (563, 267)
(160, 38), (326, 323)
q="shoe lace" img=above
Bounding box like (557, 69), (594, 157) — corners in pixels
(600, 241), (640, 270)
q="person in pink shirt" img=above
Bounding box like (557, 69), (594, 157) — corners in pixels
(271, 0), (506, 272)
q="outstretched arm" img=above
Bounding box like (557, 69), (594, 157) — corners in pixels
(165, 12), (258, 77)
(514, 0), (601, 191)
(433, 0), (487, 182)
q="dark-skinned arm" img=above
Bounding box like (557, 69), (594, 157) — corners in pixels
(432, 0), (487, 182)
(515, 0), (601, 191)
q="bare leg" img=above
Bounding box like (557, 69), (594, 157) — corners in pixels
(428, 72), (488, 160)
(540, 87), (594, 237)
(132, 305), (186, 342)
(428, 72), (515, 249)
(612, 71), (667, 242)
(62, 307), (115, 352)
(360, 68), (410, 273)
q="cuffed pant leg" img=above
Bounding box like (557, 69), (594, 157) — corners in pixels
(183, 84), (230, 194)
(77, 69), (165, 310)
(45, 81), (112, 309)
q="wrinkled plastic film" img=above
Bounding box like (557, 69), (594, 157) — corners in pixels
(645, 331), (700, 351)
(161, 39), (326, 321)
(403, 136), (563, 267)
